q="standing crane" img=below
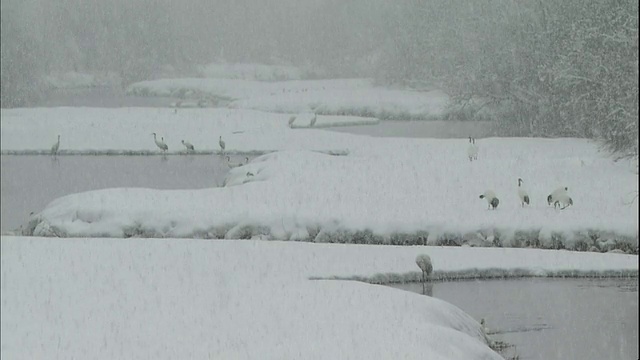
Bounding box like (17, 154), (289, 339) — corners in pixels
(181, 140), (195, 152)
(310, 113), (317, 127)
(51, 135), (61, 157)
(152, 133), (168, 153)
(219, 136), (226, 155)
(415, 254), (433, 295)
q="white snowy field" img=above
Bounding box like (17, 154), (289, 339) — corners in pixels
(20, 137), (638, 249)
(2, 106), (637, 246)
(197, 62), (304, 81)
(2, 237), (637, 360)
(126, 78), (449, 119)
(0, 107), (377, 155)
(43, 71), (122, 89)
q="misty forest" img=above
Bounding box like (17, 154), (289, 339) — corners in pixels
(2, 0), (638, 156)
(1, 0), (638, 359)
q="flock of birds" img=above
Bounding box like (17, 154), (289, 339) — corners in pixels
(468, 137), (574, 211)
(49, 131), (574, 209)
(50, 132), (246, 170)
(149, 132), (248, 169)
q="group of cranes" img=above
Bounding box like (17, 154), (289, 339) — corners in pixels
(468, 137), (573, 211)
(479, 179), (572, 211)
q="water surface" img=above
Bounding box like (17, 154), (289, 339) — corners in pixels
(1, 155), (237, 232)
(391, 278), (639, 360)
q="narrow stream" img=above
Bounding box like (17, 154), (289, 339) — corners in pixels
(0, 154), (237, 232)
(390, 277), (639, 360)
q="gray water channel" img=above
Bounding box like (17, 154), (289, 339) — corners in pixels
(391, 278), (639, 360)
(0, 154), (236, 232)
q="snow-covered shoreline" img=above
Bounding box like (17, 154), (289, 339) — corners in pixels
(2, 107), (637, 250)
(20, 144), (638, 251)
(2, 236), (636, 359)
(126, 77), (450, 120)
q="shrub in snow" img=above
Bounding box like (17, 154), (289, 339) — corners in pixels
(389, 233), (412, 245)
(225, 224), (270, 240)
(123, 222), (145, 238)
(437, 233), (463, 246)
(507, 229), (534, 248)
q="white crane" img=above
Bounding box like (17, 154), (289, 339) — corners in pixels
(479, 190), (500, 210)
(152, 133), (168, 153)
(181, 140), (195, 152)
(517, 178), (530, 207)
(547, 187), (573, 209)
(547, 186), (568, 207)
(416, 253), (433, 286)
(467, 137), (478, 161)
(51, 135), (61, 156)
(309, 113), (317, 127)
(288, 115), (296, 128)
(219, 136), (226, 154)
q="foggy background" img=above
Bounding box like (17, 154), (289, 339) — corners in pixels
(1, 0), (638, 156)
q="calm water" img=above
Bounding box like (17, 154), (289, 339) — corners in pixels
(391, 278), (639, 360)
(0, 154), (238, 232)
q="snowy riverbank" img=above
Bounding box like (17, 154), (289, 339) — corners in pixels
(2, 237), (637, 359)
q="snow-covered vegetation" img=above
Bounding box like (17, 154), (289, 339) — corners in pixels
(197, 62), (304, 81)
(43, 71), (122, 89)
(126, 78), (449, 119)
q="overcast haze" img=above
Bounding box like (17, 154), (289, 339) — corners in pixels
(1, 0), (638, 156)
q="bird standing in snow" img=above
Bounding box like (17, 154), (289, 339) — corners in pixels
(547, 186), (568, 207)
(547, 186), (573, 209)
(288, 115), (296, 128)
(152, 133), (168, 153)
(181, 140), (194, 152)
(517, 178), (530, 207)
(479, 190), (499, 210)
(480, 318), (491, 335)
(51, 135), (61, 157)
(219, 136), (226, 155)
(467, 137), (478, 161)
(310, 113), (317, 127)
(415, 254), (433, 295)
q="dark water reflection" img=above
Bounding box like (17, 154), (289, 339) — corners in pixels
(390, 277), (639, 360)
(0, 154), (239, 232)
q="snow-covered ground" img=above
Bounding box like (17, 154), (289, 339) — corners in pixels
(2, 237), (637, 360)
(2, 107), (637, 247)
(197, 62), (304, 81)
(126, 78), (449, 119)
(43, 71), (122, 89)
(0, 107), (376, 155)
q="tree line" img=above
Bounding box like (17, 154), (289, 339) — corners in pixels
(1, 0), (637, 157)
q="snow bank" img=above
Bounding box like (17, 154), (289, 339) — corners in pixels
(126, 78), (449, 119)
(197, 62), (303, 81)
(0, 107), (375, 155)
(43, 71), (122, 89)
(2, 237), (509, 360)
(23, 139), (639, 250)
